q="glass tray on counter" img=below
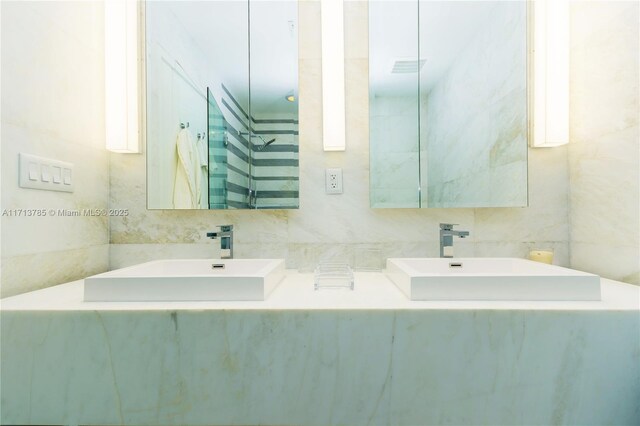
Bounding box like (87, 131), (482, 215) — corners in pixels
(314, 263), (354, 290)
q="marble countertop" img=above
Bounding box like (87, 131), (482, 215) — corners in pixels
(1, 271), (638, 311)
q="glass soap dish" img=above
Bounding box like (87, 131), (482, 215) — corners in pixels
(314, 263), (354, 290)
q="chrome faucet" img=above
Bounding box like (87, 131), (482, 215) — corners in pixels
(439, 223), (469, 258)
(206, 225), (234, 259)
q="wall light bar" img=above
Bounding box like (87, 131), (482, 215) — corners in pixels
(105, 0), (141, 153)
(321, 0), (346, 151)
(531, 0), (570, 148)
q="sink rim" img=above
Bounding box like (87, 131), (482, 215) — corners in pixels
(387, 257), (600, 278)
(86, 258), (285, 279)
(386, 257), (602, 301)
(83, 258), (286, 302)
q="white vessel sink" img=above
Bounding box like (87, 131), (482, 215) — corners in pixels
(84, 259), (285, 302)
(386, 258), (601, 301)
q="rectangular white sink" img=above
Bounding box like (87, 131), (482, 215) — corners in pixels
(386, 258), (601, 301)
(84, 259), (285, 302)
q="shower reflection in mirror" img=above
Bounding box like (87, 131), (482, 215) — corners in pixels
(146, 0), (299, 210)
(369, 1), (528, 209)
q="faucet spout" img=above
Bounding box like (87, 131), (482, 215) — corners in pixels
(207, 225), (234, 259)
(452, 230), (470, 238)
(439, 223), (469, 258)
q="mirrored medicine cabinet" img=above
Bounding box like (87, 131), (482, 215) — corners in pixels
(145, 1), (299, 210)
(369, 0), (529, 208)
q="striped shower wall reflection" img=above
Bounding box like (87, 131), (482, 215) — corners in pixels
(251, 116), (299, 209)
(212, 84), (299, 209)
(207, 88), (229, 209)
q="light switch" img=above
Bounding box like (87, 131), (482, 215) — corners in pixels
(28, 162), (39, 181)
(63, 168), (72, 185)
(52, 166), (62, 183)
(19, 153), (74, 193)
(41, 165), (51, 182)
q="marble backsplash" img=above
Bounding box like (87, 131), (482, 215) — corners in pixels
(109, 1), (570, 272)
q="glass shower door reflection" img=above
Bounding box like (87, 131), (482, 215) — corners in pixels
(207, 88), (228, 209)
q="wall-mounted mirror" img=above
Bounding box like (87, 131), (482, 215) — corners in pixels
(369, 0), (528, 208)
(146, 1), (299, 210)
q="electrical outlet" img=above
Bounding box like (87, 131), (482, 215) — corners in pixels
(325, 168), (343, 194)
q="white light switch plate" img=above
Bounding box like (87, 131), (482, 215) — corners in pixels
(19, 153), (74, 193)
(325, 168), (343, 194)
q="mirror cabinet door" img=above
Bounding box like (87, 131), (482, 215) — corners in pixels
(370, 0), (528, 208)
(369, 0), (421, 208)
(249, 1), (300, 209)
(145, 1), (299, 210)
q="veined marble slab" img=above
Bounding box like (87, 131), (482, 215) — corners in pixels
(1, 272), (639, 425)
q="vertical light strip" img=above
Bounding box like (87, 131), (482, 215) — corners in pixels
(105, 0), (140, 153)
(532, 0), (569, 148)
(321, 0), (346, 151)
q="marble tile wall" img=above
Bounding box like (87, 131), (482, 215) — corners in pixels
(0, 1), (109, 297)
(569, 1), (640, 285)
(422, 2), (528, 208)
(109, 1), (570, 272)
(370, 96), (420, 208)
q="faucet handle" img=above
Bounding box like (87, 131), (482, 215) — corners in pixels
(206, 225), (232, 238)
(440, 223), (458, 230)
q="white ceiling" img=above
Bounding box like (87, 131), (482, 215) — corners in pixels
(369, 1), (509, 97)
(162, 1), (298, 115)
(156, 1), (523, 110)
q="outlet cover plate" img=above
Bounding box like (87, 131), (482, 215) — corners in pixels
(325, 168), (343, 194)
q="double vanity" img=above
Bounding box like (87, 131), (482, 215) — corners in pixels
(2, 258), (638, 425)
(82, 257), (602, 303)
